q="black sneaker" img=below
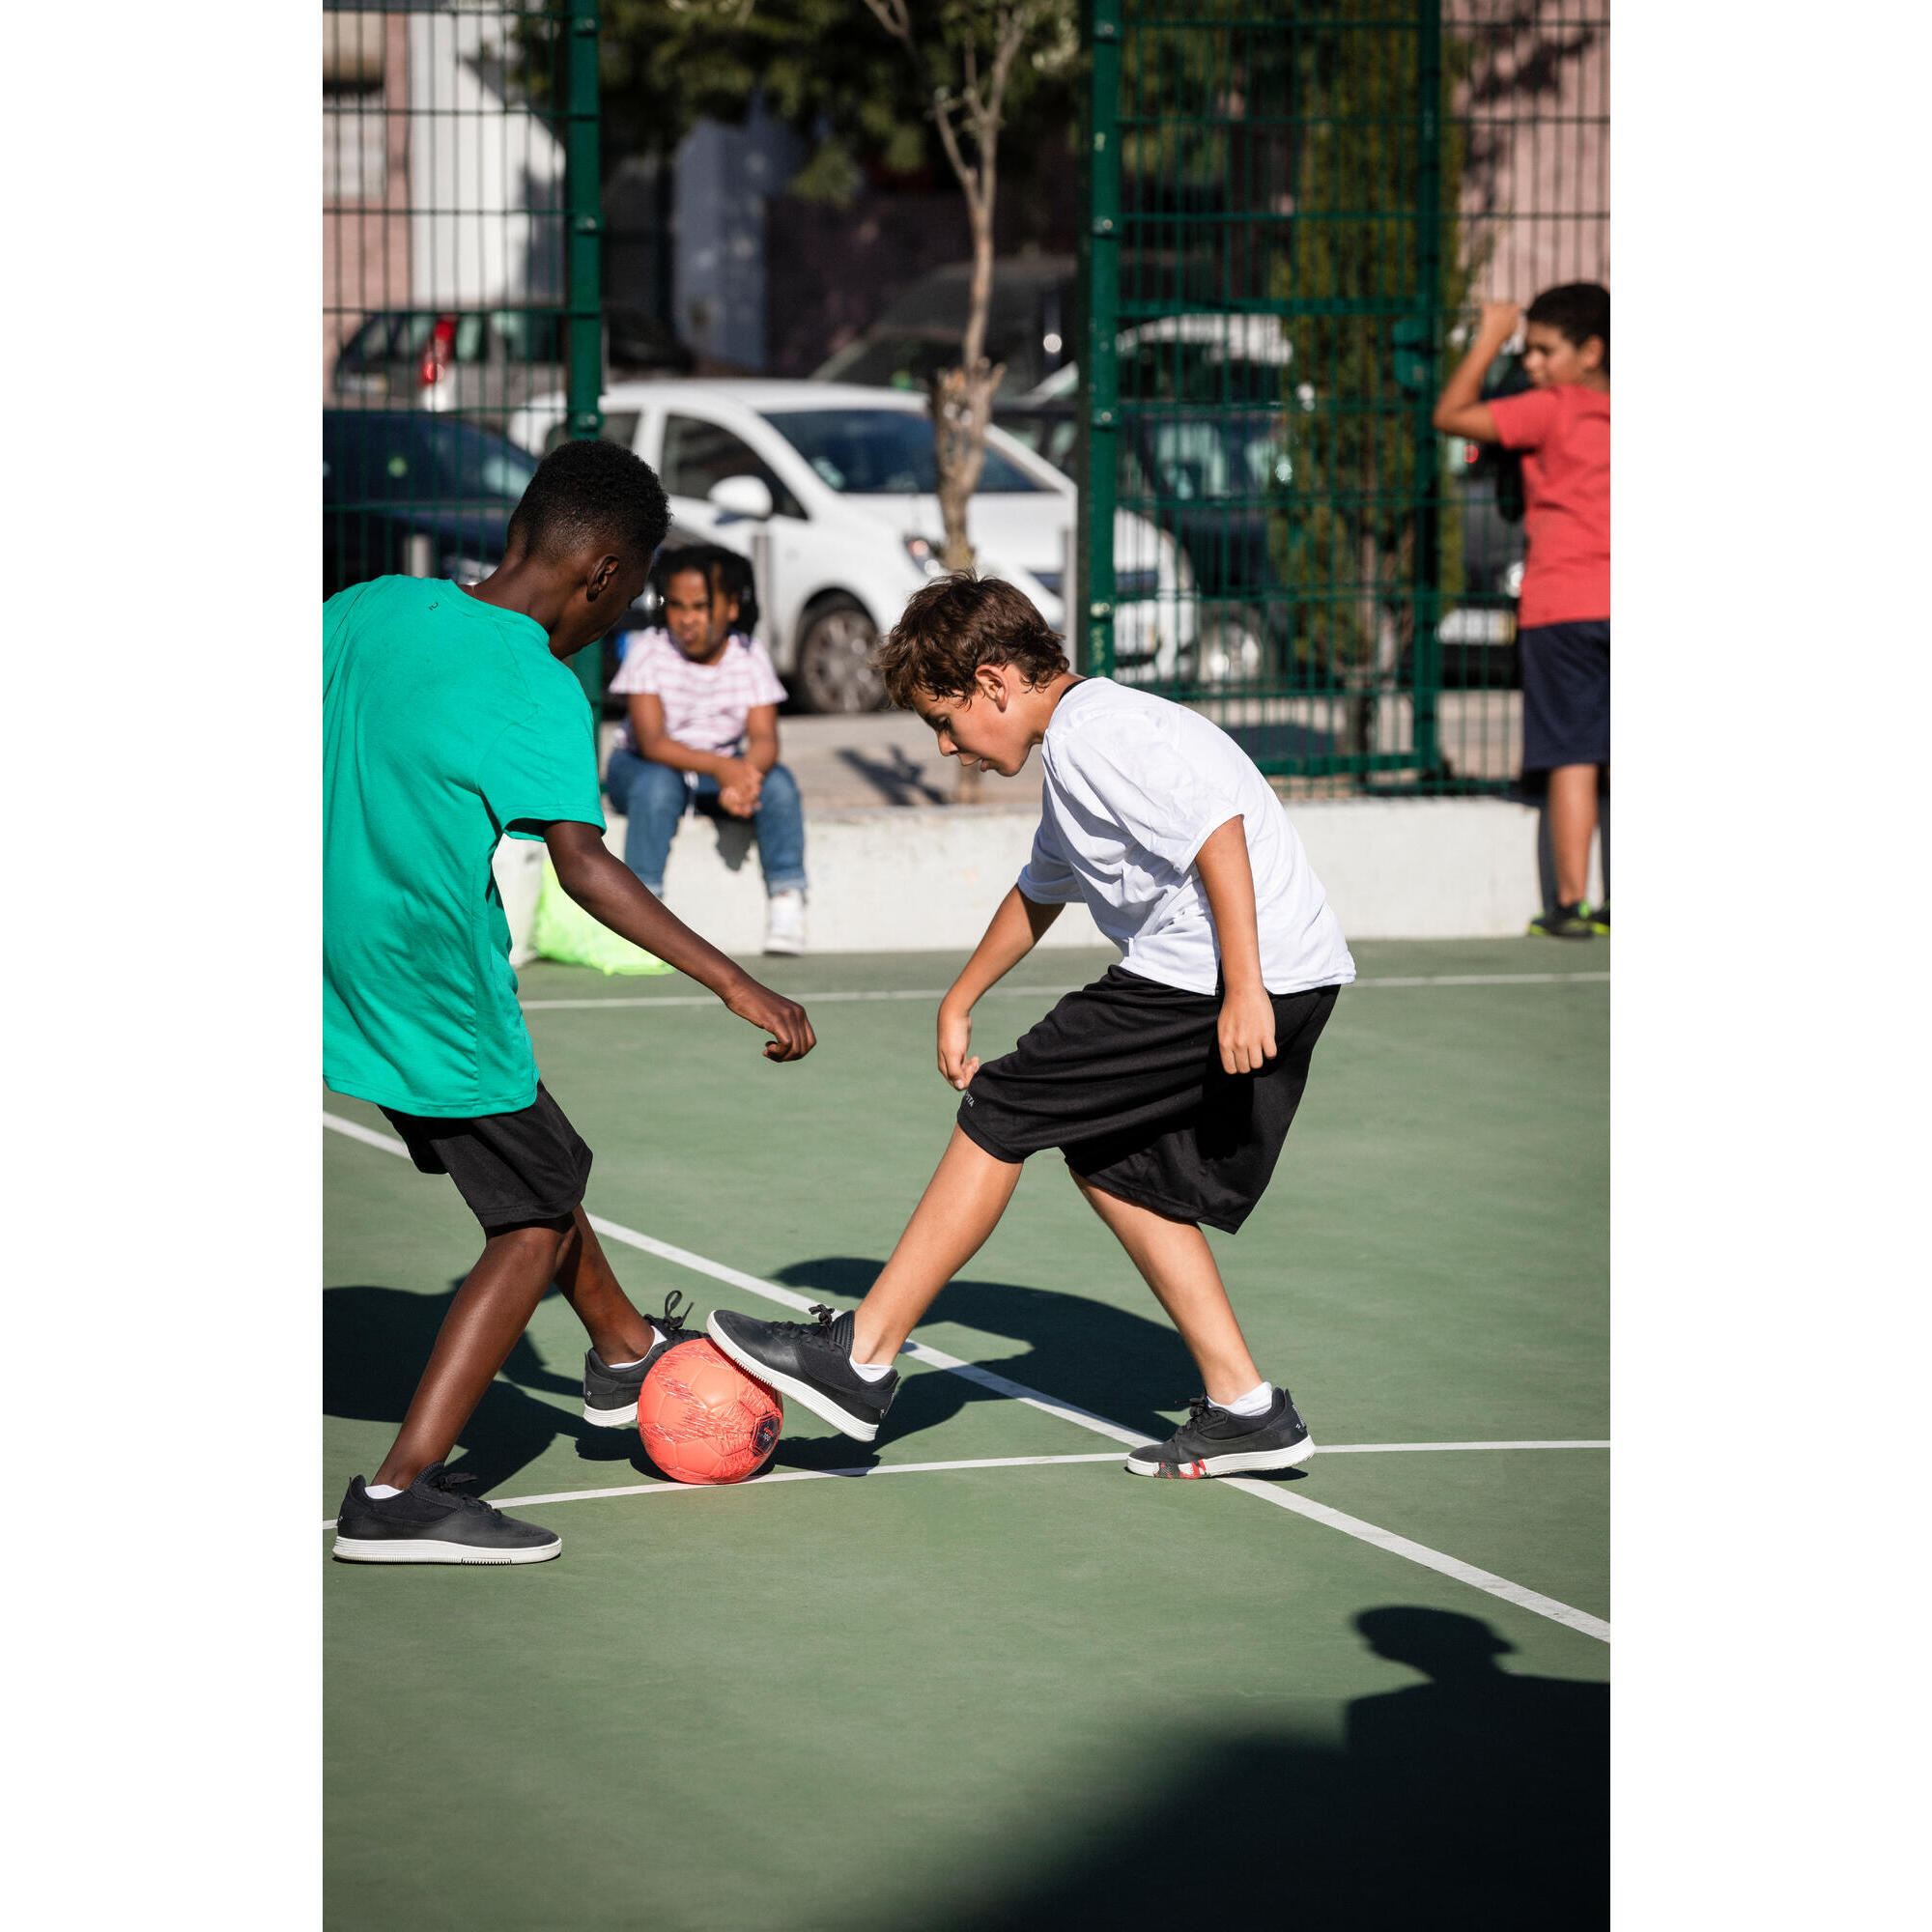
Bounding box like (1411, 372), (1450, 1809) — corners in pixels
(707, 1303), (898, 1442)
(331, 1463), (561, 1565)
(1527, 900), (1598, 940)
(1125, 1388), (1315, 1479)
(582, 1290), (700, 1427)
(1586, 900), (1610, 934)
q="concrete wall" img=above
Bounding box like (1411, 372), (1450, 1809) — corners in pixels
(496, 797), (1601, 964)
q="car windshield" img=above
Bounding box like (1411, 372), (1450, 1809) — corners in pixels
(763, 411), (1046, 494)
(324, 413), (539, 502)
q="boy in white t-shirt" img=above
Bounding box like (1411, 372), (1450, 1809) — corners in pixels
(604, 544), (809, 954)
(709, 575), (1355, 1479)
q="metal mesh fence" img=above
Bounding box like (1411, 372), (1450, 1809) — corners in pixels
(323, 1), (604, 699)
(1077, 0), (1608, 792)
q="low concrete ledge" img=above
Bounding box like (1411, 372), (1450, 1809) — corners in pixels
(495, 795), (1573, 962)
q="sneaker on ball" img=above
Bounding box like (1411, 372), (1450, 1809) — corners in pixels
(707, 1302), (897, 1441)
(764, 888), (807, 956)
(1527, 900), (1598, 940)
(582, 1290), (700, 1427)
(331, 1463), (561, 1564)
(1125, 1388), (1315, 1479)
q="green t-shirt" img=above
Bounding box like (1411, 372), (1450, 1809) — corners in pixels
(324, 576), (605, 1117)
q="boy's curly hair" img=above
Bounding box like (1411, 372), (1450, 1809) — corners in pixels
(873, 573), (1069, 709)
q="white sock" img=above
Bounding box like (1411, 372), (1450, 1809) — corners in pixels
(849, 1355), (895, 1382)
(605, 1324), (665, 1371)
(365, 1483), (404, 1499)
(1220, 1380), (1275, 1419)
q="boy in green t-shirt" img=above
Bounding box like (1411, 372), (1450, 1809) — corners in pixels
(325, 439), (815, 1565)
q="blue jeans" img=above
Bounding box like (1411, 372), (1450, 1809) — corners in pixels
(605, 748), (808, 897)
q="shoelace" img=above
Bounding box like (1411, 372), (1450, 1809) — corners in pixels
(1185, 1395), (1216, 1428)
(656, 1288), (694, 1341)
(429, 1469), (506, 1525)
(760, 1302), (841, 1344)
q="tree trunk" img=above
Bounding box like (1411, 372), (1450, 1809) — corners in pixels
(931, 194), (1002, 573)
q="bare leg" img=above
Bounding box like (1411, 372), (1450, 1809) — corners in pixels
(1071, 1173), (1264, 1406)
(1548, 762), (1600, 906)
(850, 1127), (1022, 1363)
(552, 1205), (657, 1363)
(374, 1220), (572, 1489)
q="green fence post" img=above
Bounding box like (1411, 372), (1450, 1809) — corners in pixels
(565, 2), (605, 712)
(1080, 0), (1122, 679)
(1410, 0), (1444, 781)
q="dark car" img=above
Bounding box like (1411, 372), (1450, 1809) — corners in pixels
(1000, 377), (1532, 689)
(324, 409), (538, 596)
(331, 304), (694, 435)
(813, 257), (1078, 399)
(995, 394), (1296, 682)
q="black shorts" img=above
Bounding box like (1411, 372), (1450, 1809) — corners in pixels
(1520, 619), (1610, 771)
(955, 966), (1340, 1234)
(380, 1082), (593, 1233)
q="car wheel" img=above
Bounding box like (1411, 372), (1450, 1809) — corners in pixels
(794, 596), (886, 714)
(1187, 607), (1267, 686)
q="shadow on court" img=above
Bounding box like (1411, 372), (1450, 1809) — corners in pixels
(910, 1606), (1608, 1932)
(323, 1283), (665, 1492)
(775, 1258), (1200, 1441)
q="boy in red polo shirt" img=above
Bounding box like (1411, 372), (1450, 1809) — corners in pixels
(1435, 283), (1610, 937)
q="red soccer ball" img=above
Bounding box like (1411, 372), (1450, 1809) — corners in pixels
(637, 1338), (783, 1485)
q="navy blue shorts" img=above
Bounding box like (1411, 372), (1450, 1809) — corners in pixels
(1520, 620), (1610, 771)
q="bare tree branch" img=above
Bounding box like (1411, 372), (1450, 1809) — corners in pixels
(856, 0), (1066, 578)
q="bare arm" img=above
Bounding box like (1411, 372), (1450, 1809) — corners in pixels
(1432, 298), (1520, 442)
(742, 704), (779, 777)
(936, 886), (1064, 1090)
(629, 692), (759, 789)
(717, 703), (779, 820)
(1193, 815), (1274, 1075)
(543, 818), (814, 1061)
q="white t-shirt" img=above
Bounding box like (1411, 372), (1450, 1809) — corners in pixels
(608, 629), (786, 756)
(1017, 679), (1355, 997)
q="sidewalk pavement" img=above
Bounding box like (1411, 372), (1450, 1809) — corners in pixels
(770, 711), (1044, 812)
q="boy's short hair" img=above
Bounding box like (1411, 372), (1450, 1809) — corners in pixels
(1526, 282), (1610, 372)
(507, 437), (670, 566)
(875, 573), (1069, 709)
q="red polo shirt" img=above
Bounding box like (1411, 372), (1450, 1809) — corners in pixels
(1487, 384), (1610, 628)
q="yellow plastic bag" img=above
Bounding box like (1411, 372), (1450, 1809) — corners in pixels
(527, 859), (674, 976)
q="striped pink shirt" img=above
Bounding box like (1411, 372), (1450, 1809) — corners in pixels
(609, 629), (786, 756)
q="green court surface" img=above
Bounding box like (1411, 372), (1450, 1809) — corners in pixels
(325, 939), (1608, 1930)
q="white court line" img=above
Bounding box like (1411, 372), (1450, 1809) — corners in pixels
(324, 1112), (1610, 1640)
(1220, 1480), (1611, 1644)
(321, 1453), (1127, 1527)
(518, 971), (1608, 1012)
(319, 1442), (1608, 1531)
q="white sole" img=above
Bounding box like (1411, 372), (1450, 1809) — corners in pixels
(1124, 1435), (1317, 1480)
(762, 939), (806, 955)
(706, 1313), (879, 1442)
(331, 1534), (561, 1565)
(582, 1401), (638, 1428)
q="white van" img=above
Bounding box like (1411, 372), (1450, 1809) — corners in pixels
(507, 380), (1192, 712)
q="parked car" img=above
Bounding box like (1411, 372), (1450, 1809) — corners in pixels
(996, 317), (1302, 681)
(323, 408), (539, 595)
(330, 303), (693, 432)
(507, 380), (1192, 713)
(1003, 315), (1533, 687)
(812, 256), (1077, 400)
